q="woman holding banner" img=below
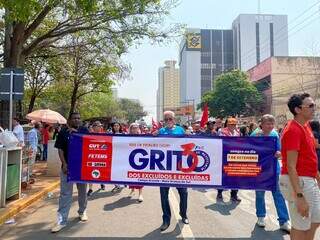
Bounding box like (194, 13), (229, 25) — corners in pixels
(128, 123), (144, 202)
(217, 117), (241, 203)
(251, 114), (291, 233)
(111, 122), (126, 193)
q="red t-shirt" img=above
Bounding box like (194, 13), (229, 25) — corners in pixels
(281, 120), (318, 177)
(42, 128), (49, 144)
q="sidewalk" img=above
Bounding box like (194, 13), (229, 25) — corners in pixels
(0, 162), (60, 225)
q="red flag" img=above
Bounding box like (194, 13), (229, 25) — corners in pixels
(152, 118), (160, 132)
(200, 103), (209, 128)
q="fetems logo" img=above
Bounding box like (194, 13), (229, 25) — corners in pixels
(129, 143), (210, 173)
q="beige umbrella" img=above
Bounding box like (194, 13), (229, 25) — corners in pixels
(26, 109), (67, 124)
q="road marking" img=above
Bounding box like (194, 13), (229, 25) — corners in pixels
(169, 189), (195, 240)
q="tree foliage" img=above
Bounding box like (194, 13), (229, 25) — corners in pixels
(201, 70), (263, 117)
(0, 0), (181, 67)
(118, 98), (147, 123)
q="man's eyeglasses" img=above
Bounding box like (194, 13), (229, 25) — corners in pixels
(164, 117), (173, 122)
(300, 103), (316, 109)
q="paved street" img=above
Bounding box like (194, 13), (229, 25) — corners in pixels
(1, 184), (319, 240)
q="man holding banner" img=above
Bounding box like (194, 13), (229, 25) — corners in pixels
(154, 110), (189, 232)
(280, 93), (320, 240)
(251, 114), (290, 232)
(51, 112), (89, 233)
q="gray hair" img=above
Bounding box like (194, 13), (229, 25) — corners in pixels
(260, 114), (275, 124)
(163, 110), (175, 118)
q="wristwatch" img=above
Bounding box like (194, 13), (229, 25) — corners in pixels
(296, 192), (304, 198)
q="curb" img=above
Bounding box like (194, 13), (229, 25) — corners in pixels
(0, 180), (60, 225)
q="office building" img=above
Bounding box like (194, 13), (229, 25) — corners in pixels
(248, 56), (320, 126)
(156, 60), (180, 121)
(233, 14), (288, 71)
(179, 28), (234, 107)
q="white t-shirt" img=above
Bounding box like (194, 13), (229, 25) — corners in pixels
(13, 124), (24, 145)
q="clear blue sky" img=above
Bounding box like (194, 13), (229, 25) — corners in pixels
(117, 0), (320, 123)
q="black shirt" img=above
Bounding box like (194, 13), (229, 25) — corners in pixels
(54, 126), (89, 163)
(312, 131), (320, 171)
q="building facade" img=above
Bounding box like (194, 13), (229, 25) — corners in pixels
(179, 28), (234, 107)
(156, 60), (180, 121)
(248, 56), (320, 126)
(233, 14), (288, 71)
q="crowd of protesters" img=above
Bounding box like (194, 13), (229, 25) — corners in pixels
(5, 94), (318, 239)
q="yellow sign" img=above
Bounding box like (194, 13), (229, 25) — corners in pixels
(187, 33), (201, 49)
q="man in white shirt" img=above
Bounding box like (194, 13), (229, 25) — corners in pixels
(13, 118), (24, 146)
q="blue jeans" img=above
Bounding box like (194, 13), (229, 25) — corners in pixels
(42, 144), (48, 160)
(255, 176), (289, 225)
(57, 172), (87, 225)
(160, 187), (188, 223)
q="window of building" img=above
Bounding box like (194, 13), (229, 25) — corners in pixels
(256, 22), (260, 64)
(270, 23), (274, 56)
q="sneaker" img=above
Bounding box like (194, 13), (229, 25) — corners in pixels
(257, 217), (266, 228)
(79, 212), (88, 222)
(87, 189), (93, 196)
(216, 194), (224, 203)
(182, 217), (189, 224)
(100, 184), (105, 190)
(51, 223), (66, 233)
(280, 221), (291, 233)
(138, 194), (144, 202)
(160, 222), (170, 232)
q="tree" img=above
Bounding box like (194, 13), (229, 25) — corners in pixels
(24, 48), (63, 113)
(0, 0), (180, 67)
(79, 93), (126, 120)
(118, 98), (147, 123)
(201, 70), (263, 117)
(48, 34), (129, 117)
(0, 0), (181, 126)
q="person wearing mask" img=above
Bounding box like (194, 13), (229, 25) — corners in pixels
(87, 121), (105, 196)
(251, 114), (291, 232)
(280, 93), (320, 240)
(217, 117), (241, 203)
(51, 112), (89, 233)
(12, 117), (24, 146)
(27, 122), (41, 179)
(127, 123), (144, 202)
(153, 111), (189, 232)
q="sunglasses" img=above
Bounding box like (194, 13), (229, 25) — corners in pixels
(164, 118), (173, 122)
(300, 103), (316, 109)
